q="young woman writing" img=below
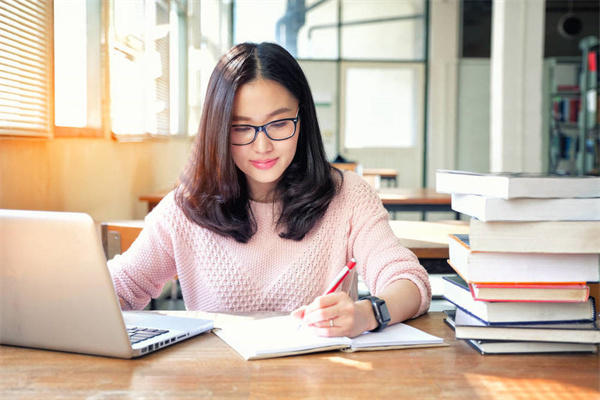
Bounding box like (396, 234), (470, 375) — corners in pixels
(108, 42), (431, 338)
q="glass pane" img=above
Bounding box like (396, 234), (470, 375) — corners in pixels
(297, 0), (339, 59)
(343, 66), (417, 148)
(111, 0), (174, 135)
(54, 0), (92, 127)
(341, 0), (425, 60)
(234, 0), (338, 59)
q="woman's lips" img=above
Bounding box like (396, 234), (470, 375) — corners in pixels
(250, 158), (278, 170)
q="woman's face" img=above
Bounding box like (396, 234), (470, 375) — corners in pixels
(230, 78), (300, 202)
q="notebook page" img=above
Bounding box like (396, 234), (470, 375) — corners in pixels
(350, 323), (443, 349)
(215, 315), (352, 360)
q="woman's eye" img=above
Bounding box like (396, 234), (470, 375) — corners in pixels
(232, 126), (252, 133)
(270, 122), (287, 129)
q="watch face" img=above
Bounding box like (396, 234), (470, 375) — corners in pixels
(379, 302), (391, 323)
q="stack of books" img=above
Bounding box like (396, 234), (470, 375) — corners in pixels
(436, 170), (600, 354)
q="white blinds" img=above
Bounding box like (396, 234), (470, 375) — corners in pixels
(0, 0), (52, 137)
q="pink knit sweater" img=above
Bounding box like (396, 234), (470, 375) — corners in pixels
(109, 171), (431, 317)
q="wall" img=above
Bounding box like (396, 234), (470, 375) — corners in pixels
(0, 137), (192, 222)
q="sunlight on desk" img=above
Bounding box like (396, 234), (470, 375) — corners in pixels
(327, 356), (373, 371)
(464, 373), (598, 400)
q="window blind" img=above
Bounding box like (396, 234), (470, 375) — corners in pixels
(0, 0), (52, 137)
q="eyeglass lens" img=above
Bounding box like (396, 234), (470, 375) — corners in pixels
(230, 119), (296, 145)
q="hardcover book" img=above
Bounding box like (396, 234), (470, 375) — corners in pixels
(442, 275), (597, 325)
(435, 170), (600, 199)
(448, 234), (600, 283)
(469, 282), (589, 303)
(445, 308), (600, 344)
(466, 339), (598, 355)
(451, 194), (600, 222)
(468, 219), (600, 253)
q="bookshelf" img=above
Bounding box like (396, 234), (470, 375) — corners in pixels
(545, 57), (581, 175)
(578, 36), (599, 176)
(546, 37), (600, 176)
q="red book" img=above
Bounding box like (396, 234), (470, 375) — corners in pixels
(588, 51), (597, 72)
(569, 98), (580, 123)
(469, 282), (590, 303)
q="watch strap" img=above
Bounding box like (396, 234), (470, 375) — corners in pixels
(361, 295), (391, 332)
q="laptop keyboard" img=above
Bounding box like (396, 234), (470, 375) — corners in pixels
(127, 326), (169, 345)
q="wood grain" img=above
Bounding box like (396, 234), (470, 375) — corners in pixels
(2, 312), (598, 399)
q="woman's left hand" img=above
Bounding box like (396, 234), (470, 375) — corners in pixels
(291, 292), (375, 338)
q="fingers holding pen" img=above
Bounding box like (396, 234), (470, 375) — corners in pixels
(295, 292), (356, 336)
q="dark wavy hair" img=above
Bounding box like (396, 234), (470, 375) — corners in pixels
(175, 42), (338, 243)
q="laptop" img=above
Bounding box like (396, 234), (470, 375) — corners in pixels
(0, 209), (213, 358)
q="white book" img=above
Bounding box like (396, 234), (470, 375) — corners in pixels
(451, 194), (600, 221)
(214, 315), (444, 360)
(436, 170), (600, 199)
(448, 234), (600, 283)
(468, 219), (600, 253)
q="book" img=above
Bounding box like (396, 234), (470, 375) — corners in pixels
(446, 308), (600, 344)
(442, 275), (597, 324)
(448, 234), (600, 283)
(468, 218), (600, 253)
(435, 170), (600, 199)
(214, 315), (445, 360)
(450, 194), (600, 222)
(469, 282), (590, 303)
(466, 339), (598, 355)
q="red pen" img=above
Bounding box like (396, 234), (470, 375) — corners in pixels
(323, 258), (357, 295)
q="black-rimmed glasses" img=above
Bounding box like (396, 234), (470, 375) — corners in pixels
(230, 108), (300, 146)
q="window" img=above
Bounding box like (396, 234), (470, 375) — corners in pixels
(0, 0), (53, 137)
(234, 0), (338, 59)
(233, 0), (427, 155)
(342, 64), (422, 149)
(109, 0), (186, 138)
(1, 0), (197, 139)
(53, 0), (102, 137)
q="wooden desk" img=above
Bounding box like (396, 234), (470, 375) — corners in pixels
(378, 187), (457, 220)
(139, 190), (170, 213)
(363, 167), (398, 187)
(1, 312), (597, 399)
(390, 220), (469, 260)
(391, 220), (469, 275)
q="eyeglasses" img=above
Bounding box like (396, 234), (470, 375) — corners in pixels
(230, 108), (300, 146)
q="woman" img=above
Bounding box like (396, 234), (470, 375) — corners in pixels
(109, 42), (431, 338)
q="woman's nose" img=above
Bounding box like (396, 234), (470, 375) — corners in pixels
(252, 127), (273, 152)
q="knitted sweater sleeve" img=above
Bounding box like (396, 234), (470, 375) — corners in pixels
(107, 192), (178, 310)
(344, 173), (431, 318)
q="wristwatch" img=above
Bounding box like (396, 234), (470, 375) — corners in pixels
(361, 296), (391, 332)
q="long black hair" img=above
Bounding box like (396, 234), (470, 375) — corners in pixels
(175, 42), (338, 243)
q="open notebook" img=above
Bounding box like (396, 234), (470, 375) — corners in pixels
(215, 315), (445, 360)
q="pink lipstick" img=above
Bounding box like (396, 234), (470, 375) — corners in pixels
(251, 158), (278, 170)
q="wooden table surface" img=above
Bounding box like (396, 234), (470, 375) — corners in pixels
(1, 312), (598, 399)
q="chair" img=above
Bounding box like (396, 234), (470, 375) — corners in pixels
(101, 221), (181, 309)
(101, 221), (144, 260)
